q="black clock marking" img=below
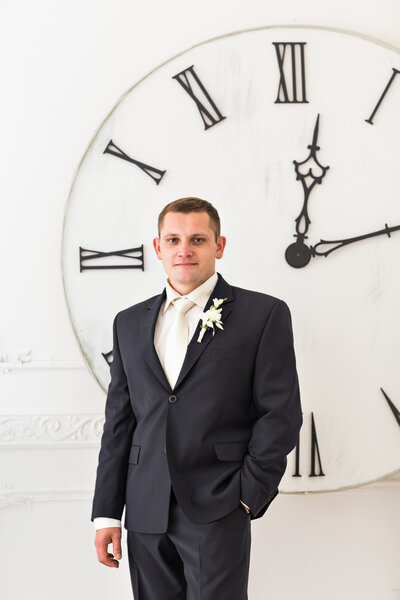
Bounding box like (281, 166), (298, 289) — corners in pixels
(310, 412), (325, 477)
(292, 412), (325, 477)
(285, 114), (329, 268)
(273, 42), (308, 104)
(285, 113), (400, 266)
(365, 68), (400, 125)
(380, 388), (400, 427)
(102, 350), (113, 366)
(309, 222), (400, 258)
(292, 430), (301, 477)
(172, 65), (226, 130)
(104, 140), (166, 185)
(79, 245), (144, 272)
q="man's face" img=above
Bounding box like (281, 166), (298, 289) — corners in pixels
(153, 211), (226, 295)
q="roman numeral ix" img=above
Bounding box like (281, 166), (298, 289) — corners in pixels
(79, 245), (144, 272)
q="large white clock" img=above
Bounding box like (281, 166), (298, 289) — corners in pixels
(62, 26), (400, 493)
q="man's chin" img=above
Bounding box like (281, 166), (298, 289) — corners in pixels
(169, 269), (202, 288)
(173, 267), (199, 278)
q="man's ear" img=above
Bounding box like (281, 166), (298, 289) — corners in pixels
(153, 237), (162, 260)
(216, 236), (227, 259)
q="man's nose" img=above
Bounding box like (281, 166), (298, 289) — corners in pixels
(178, 241), (193, 255)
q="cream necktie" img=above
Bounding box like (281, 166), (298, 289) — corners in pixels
(164, 297), (194, 389)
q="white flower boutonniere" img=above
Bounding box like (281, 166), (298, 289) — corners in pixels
(197, 297), (228, 343)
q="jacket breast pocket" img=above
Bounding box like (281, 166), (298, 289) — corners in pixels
(210, 346), (248, 361)
(214, 440), (249, 461)
(128, 444), (141, 464)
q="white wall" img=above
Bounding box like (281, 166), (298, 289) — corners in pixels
(0, 1), (399, 599)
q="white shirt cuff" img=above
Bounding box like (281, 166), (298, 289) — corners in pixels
(93, 517), (122, 530)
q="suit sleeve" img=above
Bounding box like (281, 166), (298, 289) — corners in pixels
(240, 299), (302, 517)
(90, 312), (137, 522)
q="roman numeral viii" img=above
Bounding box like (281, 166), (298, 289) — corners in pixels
(273, 42), (308, 104)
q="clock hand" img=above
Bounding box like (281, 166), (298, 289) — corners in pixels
(310, 222), (400, 258)
(285, 114), (330, 268)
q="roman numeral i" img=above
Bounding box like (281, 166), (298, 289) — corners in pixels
(365, 68), (400, 125)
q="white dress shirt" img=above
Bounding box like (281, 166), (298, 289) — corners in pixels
(94, 271), (249, 530)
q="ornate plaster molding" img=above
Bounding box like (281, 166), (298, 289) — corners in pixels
(0, 484), (32, 509)
(0, 350), (32, 374)
(0, 414), (104, 446)
(0, 350), (85, 373)
(0, 485), (92, 509)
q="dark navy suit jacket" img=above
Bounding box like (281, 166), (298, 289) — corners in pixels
(91, 272), (302, 533)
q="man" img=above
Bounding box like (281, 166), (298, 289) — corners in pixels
(91, 197), (302, 599)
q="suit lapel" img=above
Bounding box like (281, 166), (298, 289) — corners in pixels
(141, 272), (235, 392)
(173, 273), (234, 390)
(141, 288), (172, 391)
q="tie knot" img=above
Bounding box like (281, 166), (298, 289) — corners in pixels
(173, 297), (194, 315)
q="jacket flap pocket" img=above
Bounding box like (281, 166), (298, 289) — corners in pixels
(128, 444), (141, 464)
(214, 440), (248, 461)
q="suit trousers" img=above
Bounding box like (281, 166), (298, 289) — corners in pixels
(127, 486), (251, 600)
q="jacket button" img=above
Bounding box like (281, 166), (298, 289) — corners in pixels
(163, 445), (167, 453)
(168, 395), (177, 403)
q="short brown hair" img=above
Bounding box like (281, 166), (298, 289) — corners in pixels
(158, 197), (221, 241)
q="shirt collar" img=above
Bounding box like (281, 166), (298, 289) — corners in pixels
(163, 271), (218, 314)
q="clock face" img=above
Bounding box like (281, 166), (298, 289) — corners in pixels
(62, 26), (400, 493)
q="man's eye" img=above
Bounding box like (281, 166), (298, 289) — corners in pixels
(166, 238), (204, 243)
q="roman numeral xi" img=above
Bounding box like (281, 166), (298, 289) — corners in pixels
(172, 65), (226, 130)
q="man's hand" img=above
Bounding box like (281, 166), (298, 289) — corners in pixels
(94, 527), (122, 568)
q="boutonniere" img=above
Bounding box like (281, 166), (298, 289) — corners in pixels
(197, 297), (228, 343)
